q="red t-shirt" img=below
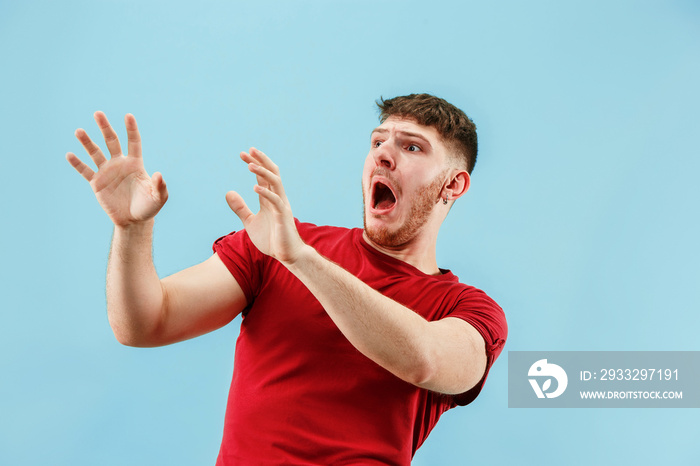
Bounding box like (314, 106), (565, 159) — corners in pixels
(212, 221), (507, 465)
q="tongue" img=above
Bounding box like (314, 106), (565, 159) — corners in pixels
(376, 198), (395, 210)
(374, 183), (396, 210)
(373, 182), (397, 210)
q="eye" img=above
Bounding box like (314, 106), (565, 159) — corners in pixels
(373, 140), (383, 148)
(407, 144), (421, 152)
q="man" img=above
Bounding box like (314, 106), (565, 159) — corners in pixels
(66, 94), (507, 465)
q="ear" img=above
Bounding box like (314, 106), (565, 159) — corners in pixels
(442, 169), (470, 201)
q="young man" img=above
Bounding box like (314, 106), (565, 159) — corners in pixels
(66, 94), (507, 465)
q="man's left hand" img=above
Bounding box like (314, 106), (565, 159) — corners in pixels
(226, 148), (305, 265)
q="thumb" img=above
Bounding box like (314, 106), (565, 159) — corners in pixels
(226, 191), (253, 224)
(152, 172), (169, 204)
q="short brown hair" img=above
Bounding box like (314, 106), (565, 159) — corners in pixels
(376, 93), (478, 174)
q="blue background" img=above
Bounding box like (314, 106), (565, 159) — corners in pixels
(1, 1), (698, 464)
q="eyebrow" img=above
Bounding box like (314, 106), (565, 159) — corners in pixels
(370, 128), (432, 147)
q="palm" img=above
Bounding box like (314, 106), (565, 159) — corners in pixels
(243, 197), (288, 259)
(241, 207), (275, 252)
(91, 157), (161, 224)
(67, 112), (168, 227)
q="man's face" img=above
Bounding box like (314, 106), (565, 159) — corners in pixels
(362, 116), (451, 247)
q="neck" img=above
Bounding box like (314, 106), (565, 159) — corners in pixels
(362, 229), (441, 276)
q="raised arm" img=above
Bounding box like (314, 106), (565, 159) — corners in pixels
(226, 148), (487, 394)
(67, 112), (246, 347)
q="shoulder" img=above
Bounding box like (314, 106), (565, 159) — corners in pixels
(454, 283), (503, 313)
(447, 284), (507, 353)
(452, 283), (506, 325)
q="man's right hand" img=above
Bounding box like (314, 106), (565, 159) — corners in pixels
(66, 111), (168, 227)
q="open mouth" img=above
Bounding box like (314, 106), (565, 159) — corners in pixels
(372, 181), (397, 211)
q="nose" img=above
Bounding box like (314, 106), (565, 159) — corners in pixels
(373, 139), (396, 170)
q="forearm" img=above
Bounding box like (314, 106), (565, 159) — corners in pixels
(285, 245), (435, 387)
(106, 219), (165, 346)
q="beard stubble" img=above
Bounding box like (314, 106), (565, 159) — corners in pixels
(362, 171), (446, 247)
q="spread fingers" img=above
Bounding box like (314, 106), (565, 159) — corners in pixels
(247, 161), (286, 198)
(66, 152), (95, 182)
(247, 147), (280, 175)
(75, 128), (107, 167)
(94, 111), (123, 157)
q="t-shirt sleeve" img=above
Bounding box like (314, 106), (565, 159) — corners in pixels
(448, 288), (507, 406)
(212, 230), (267, 307)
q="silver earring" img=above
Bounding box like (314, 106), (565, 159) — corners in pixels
(443, 195), (449, 205)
